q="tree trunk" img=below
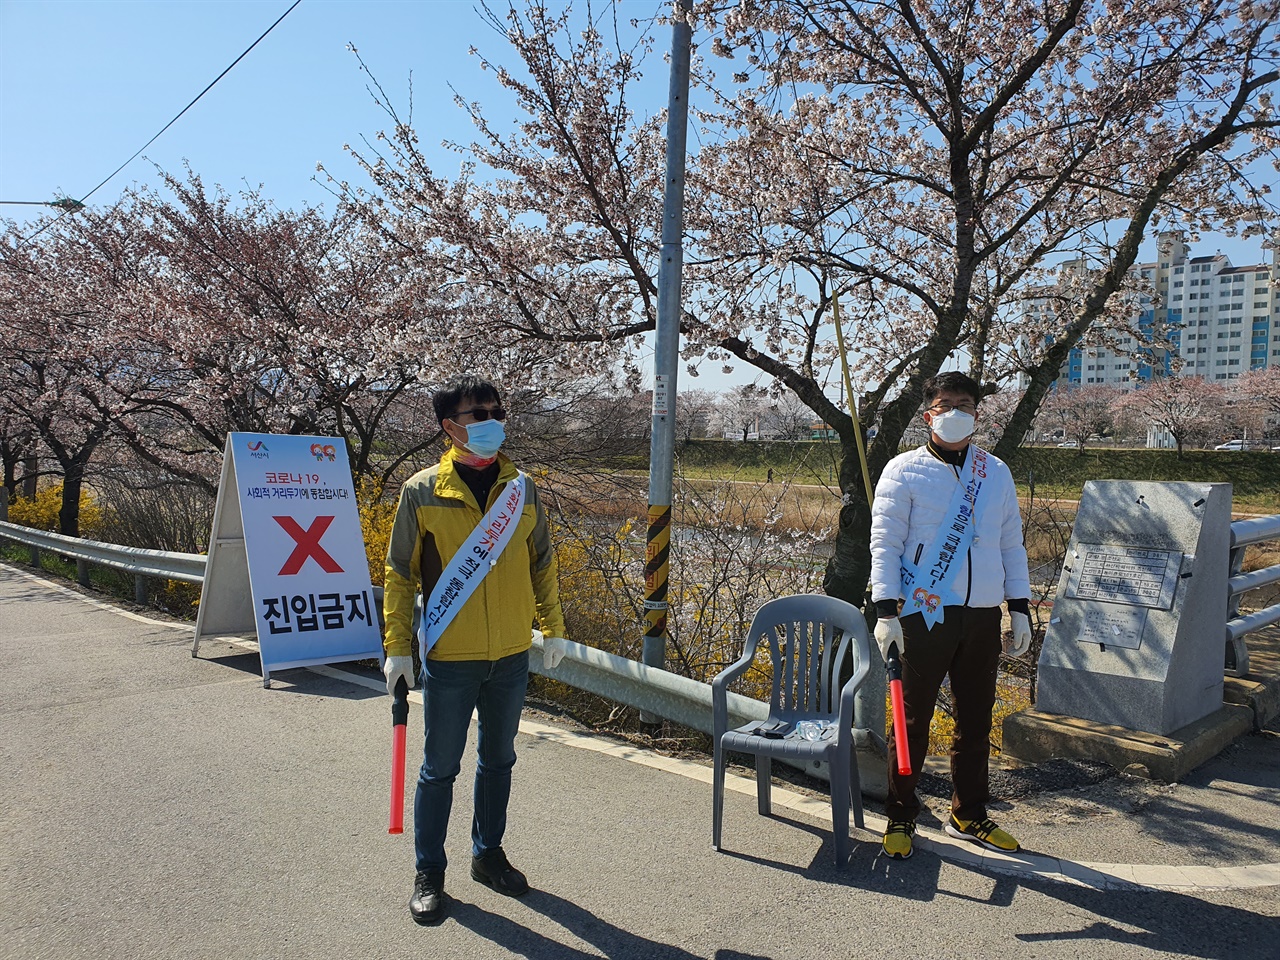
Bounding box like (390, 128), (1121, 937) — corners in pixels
(1, 430), (28, 505)
(59, 467), (84, 537)
(22, 443), (37, 499)
(46, 433), (102, 538)
(822, 437), (875, 608)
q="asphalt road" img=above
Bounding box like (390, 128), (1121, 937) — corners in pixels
(2, 562), (1278, 960)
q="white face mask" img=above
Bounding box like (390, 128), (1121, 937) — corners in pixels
(929, 409), (975, 443)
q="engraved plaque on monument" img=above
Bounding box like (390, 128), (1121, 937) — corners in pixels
(1033, 481), (1230, 735)
(1064, 545), (1181, 610)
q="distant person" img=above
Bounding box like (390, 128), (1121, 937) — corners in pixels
(382, 374), (567, 925)
(868, 371), (1033, 860)
(766, 468), (774, 483)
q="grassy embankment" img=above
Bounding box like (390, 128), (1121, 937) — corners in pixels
(662, 440), (1280, 514)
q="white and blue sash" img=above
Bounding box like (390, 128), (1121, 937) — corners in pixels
(898, 447), (989, 629)
(418, 473), (526, 661)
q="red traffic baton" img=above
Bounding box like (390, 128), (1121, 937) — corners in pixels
(389, 676), (409, 835)
(886, 642), (911, 776)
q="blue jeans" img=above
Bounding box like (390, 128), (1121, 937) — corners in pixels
(414, 650), (529, 873)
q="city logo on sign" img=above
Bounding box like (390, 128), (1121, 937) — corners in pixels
(246, 440), (270, 459)
(310, 443), (338, 462)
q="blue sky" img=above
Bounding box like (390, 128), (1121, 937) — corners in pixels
(0, 0), (559, 222)
(6, 0), (1270, 257)
(1, 0), (1274, 397)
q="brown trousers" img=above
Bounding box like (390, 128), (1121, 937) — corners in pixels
(885, 604), (1002, 823)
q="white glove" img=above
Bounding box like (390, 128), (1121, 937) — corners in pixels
(532, 628), (569, 669)
(874, 617), (904, 663)
(383, 655), (415, 696)
(543, 637), (568, 670)
(1006, 612), (1032, 658)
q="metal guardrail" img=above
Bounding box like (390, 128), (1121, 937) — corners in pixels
(0, 520), (205, 602)
(1227, 514), (1280, 677)
(529, 636), (768, 734)
(0, 519), (766, 734)
(4, 510), (1277, 697)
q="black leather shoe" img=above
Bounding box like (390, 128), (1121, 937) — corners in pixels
(409, 870), (447, 925)
(470, 847), (529, 897)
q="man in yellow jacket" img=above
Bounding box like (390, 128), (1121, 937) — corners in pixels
(382, 374), (566, 926)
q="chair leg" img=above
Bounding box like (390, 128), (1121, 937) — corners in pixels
(830, 748), (850, 868)
(756, 754), (772, 816)
(712, 739), (725, 851)
(831, 790), (849, 868)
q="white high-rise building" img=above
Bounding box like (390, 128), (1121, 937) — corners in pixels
(1045, 232), (1277, 388)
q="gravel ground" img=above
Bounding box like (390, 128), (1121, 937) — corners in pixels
(920, 756), (1120, 802)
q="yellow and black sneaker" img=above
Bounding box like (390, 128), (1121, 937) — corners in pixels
(882, 819), (916, 860)
(945, 813), (1020, 852)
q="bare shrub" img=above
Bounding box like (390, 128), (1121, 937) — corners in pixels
(536, 465), (829, 731)
(93, 467), (215, 553)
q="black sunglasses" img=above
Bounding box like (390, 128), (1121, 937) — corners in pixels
(451, 407), (507, 422)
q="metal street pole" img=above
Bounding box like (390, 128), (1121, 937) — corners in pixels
(643, 0), (693, 698)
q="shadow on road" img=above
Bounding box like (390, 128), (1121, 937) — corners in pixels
(713, 811), (943, 901)
(944, 869), (1276, 960)
(192, 642), (384, 701)
(453, 888), (773, 960)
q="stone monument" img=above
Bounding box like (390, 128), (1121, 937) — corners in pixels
(1033, 480), (1230, 735)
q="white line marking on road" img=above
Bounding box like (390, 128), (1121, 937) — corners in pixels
(6, 561), (1278, 892)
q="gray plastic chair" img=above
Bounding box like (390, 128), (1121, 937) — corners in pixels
(711, 593), (870, 867)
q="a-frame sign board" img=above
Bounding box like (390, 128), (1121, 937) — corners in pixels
(193, 433), (383, 687)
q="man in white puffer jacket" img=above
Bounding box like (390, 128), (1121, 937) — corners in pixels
(869, 371), (1033, 861)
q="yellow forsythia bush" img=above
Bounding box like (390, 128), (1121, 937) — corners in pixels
(918, 675), (1030, 756)
(8, 485), (102, 536)
(357, 479), (395, 588)
(553, 517), (640, 657)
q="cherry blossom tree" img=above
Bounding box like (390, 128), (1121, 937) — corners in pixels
(1122, 375), (1226, 457)
(0, 205), (155, 535)
(1230, 366), (1280, 442)
(972, 386), (1026, 449)
(712, 384), (773, 441)
(676, 388), (719, 443)
(701, 0), (1279, 597)
(762, 391), (820, 441)
(113, 173), (434, 487)
(104, 172), (547, 492)
(332, 0), (1280, 608)
(1036, 383), (1125, 453)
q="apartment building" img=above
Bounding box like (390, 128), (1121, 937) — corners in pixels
(1048, 232), (1277, 388)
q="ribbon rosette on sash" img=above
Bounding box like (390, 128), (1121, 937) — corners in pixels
(418, 474), (527, 661)
(899, 448), (989, 629)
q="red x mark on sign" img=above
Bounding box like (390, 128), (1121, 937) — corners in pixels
(273, 516), (345, 575)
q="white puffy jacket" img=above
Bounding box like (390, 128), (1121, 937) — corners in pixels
(869, 444), (1030, 610)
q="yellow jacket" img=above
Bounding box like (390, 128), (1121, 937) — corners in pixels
(382, 448), (566, 661)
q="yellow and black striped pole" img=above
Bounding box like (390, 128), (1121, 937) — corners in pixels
(644, 504), (671, 639)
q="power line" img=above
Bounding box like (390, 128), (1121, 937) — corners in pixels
(23, 0), (303, 243)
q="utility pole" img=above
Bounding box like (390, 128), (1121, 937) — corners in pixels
(643, 0), (693, 695)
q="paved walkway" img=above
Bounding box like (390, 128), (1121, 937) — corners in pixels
(3, 562), (1278, 960)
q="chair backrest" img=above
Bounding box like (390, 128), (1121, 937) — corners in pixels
(743, 593), (868, 723)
